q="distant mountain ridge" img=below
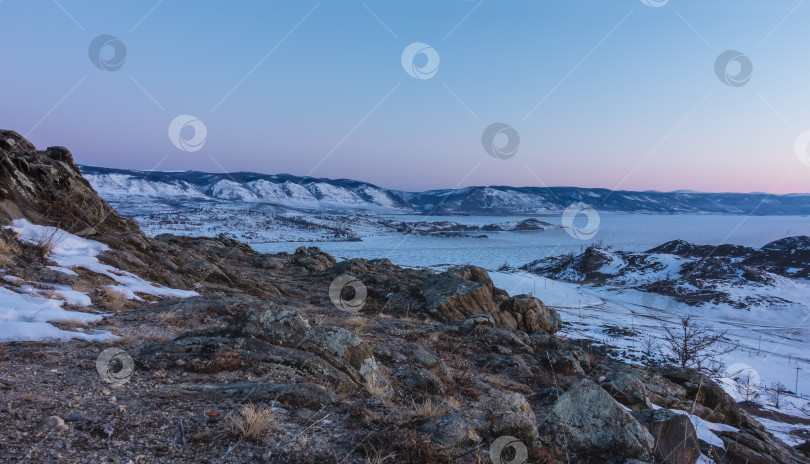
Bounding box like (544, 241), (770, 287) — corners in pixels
(80, 165), (810, 215)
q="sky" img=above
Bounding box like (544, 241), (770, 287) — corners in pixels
(1, 0), (810, 193)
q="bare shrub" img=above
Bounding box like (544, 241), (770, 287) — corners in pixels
(766, 382), (788, 409)
(660, 315), (735, 374)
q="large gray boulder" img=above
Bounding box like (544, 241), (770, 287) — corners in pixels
(538, 379), (654, 461)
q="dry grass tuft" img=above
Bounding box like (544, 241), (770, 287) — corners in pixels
(363, 447), (397, 464)
(224, 403), (275, 440)
(18, 227), (61, 263)
(364, 372), (394, 402)
(155, 310), (180, 324)
(444, 396), (463, 411)
(407, 398), (449, 420)
(344, 315), (367, 332)
(97, 287), (127, 312)
(70, 280), (91, 293)
(0, 238), (15, 268)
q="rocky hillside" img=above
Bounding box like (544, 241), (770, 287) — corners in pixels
(81, 165), (810, 215)
(522, 239), (810, 309)
(1, 132), (808, 463)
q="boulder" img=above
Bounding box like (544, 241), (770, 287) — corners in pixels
(631, 409), (700, 464)
(600, 372), (652, 410)
(235, 300), (311, 346)
(422, 390), (537, 448)
(291, 246), (336, 273)
(498, 294), (562, 334)
(546, 350), (586, 375)
(538, 379), (654, 461)
(420, 266), (499, 322)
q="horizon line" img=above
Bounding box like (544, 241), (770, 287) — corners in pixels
(77, 164), (810, 197)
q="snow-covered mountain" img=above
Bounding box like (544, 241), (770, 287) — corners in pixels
(80, 166), (810, 215)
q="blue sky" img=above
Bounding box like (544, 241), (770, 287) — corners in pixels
(2, 0), (810, 193)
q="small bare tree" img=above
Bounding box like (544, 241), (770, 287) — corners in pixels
(767, 382), (788, 409)
(639, 334), (660, 367)
(660, 315), (734, 375)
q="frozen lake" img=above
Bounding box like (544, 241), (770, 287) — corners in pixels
(253, 214), (810, 270)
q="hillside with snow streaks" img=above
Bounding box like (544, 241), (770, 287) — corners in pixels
(81, 166), (810, 215)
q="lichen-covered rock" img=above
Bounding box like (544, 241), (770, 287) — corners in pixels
(631, 408), (700, 464)
(422, 390), (537, 448)
(290, 246), (336, 273)
(300, 325), (379, 384)
(235, 301), (311, 346)
(546, 350), (587, 375)
(538, 379), (654, 461)
(601, 372), (652, 411)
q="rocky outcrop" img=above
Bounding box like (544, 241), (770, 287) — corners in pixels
(497, 294), (562, 334)
(419, 266), (561, 335)
(0, 130), (136, 238)
(142, 298), (381, 387)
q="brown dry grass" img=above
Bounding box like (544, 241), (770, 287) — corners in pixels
(406, 398), (449, 420)
(0, 237), (14, 268)
(344, 315), (368, 332)
(70, 280), (91, 293)
(364, 372), (393, 402)
(224, 403), (275, 440)
(155, 310), (180, 324)
(97, 287), (127, 312)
